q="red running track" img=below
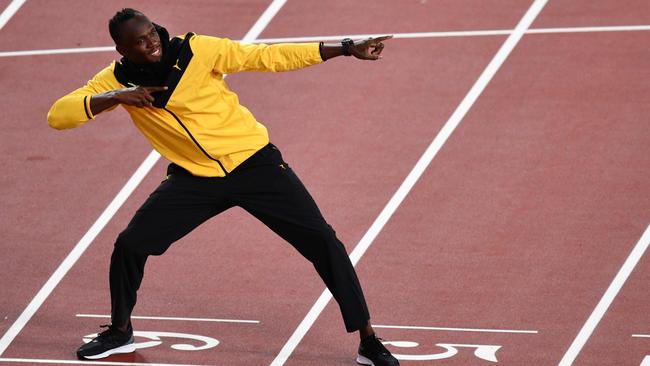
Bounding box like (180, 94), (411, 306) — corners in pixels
(0, 0), (649, 365)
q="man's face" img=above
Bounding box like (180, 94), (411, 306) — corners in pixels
(115, 15), (162, 64)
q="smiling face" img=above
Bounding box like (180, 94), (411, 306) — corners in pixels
(114, 15), (162, 64)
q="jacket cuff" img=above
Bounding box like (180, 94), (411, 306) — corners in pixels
(83, 95), (95, 120)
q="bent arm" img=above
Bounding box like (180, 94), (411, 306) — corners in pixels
(47, 65), (119, 130)
(47, 64), (167, 130)
(90, 85), (168, 114)
(89, 91), (121, 116)
(47, 90), (98, 130)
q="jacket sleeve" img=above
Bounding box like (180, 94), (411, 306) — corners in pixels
(190, 35), (324, 75)
(47, 64), (120, 130)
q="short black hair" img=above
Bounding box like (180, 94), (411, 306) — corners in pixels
(109, 8), (145, 43)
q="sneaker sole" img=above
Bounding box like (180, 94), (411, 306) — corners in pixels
(356, 354), (374, 366)
(79, 343), (136, 360)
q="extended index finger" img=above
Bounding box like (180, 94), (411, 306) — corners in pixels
(143, 86), (168, 93)
(372, 35), (393, 43)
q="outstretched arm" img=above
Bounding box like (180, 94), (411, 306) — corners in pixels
(320, 35), (392, 61)
(195, 34), (391, 74)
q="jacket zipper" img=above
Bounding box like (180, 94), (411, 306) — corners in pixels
(163, 107), (229, 176)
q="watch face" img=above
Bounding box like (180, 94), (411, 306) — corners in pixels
(342, 38), (354, 56)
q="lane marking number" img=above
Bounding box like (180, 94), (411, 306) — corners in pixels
(384, 340), (501, 362)
(82, 331), (219, 352)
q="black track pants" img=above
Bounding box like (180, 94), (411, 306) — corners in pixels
(109, 143), (370, 332)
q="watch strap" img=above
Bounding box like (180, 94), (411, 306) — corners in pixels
(341, 38), (354, 56)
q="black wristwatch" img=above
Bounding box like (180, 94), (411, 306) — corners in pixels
(341, 38), (354, 56)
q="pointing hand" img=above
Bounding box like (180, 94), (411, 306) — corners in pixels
(350, 35), (393, 61)
(114, 86), (168, 108)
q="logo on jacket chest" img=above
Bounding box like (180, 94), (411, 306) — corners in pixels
(173, 59), (182, 71)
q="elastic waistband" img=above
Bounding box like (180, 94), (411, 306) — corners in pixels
(232, 143), (278, 171)
(167, 143), (277, 177)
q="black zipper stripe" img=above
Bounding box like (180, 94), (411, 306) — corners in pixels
(83, 96), (92, 119)
(163, 107), (228, 176)
(152, 33), (194, 108)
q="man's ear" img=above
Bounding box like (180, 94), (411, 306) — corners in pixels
(116, 44), (126, 57)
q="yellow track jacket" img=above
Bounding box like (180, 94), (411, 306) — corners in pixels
(47, 34), (323, 177)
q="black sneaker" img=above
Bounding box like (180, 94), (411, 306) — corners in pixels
(357, 334), (400, 366)
(76, 324), (136, 360)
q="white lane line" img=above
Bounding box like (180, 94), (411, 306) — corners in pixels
(0, 46), (114, 57)
(269, 1), (549, 365)
(239, 0), (287, 44)
(526, 24), (650, 34)
(256, 24), (650, 43)
(0, 150), (161, 357)
(559, 224), (650, 366)
(0, 0), (25, 30)
(0, 358), (214, 366)
(633, 334), (650, 338)
(374, 324), (538, 334)
(76, 313), (259, 324)
(0, 0), (287, 358)
(258, 29), (512, 43)
(2, 24), (650, 58)
(0, 30), (508, 58)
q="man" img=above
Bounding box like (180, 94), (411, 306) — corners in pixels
(48, 8), (397, 366)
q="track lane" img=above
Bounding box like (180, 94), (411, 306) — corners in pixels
(258, 0), (530, 38)
(1, 30), (509, 366)
(0, 0), (268, 52)
(567, 225), (650, 366)
(0, 52), (153, 339)
(280, 20), (650, 366)
(3, 0), (649, 365)
(533, 0), (650, 28)
(0, 0), (278, 360)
